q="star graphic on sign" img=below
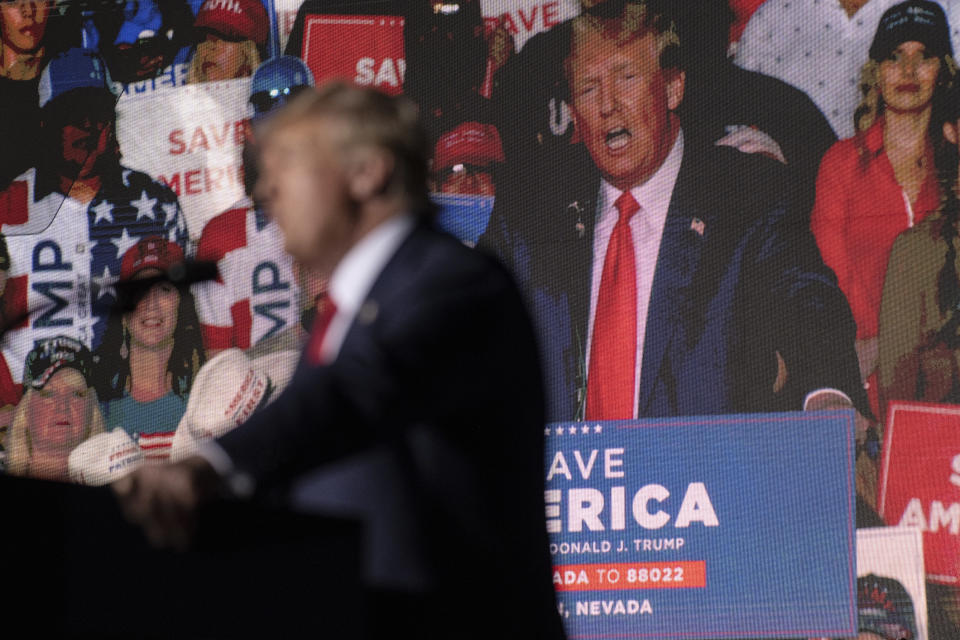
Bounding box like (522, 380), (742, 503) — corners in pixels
(554, 426), (564, 436)
(92, 264), (118, 301)
(568, 426), (578, 435)
(594, 424), (602, 433)
(131, 190), (157, 222)
(91, 200), (114, 225)
(110, 227), (139, 259)
(544, 428), (551, 436)
(581, 425), (590, 434)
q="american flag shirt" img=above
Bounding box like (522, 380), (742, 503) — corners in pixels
(0, 165), (189, 393)
(103, 391), (186, 462)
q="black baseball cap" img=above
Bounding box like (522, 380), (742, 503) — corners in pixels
(870, 0), (953, 61)
(858, 574), (917, 639)
(23, 336), (94, 391)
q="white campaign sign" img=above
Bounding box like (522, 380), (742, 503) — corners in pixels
(858, 527), (930, 640)
(480, 0), (579, 50)
(116, 78), (252, 240)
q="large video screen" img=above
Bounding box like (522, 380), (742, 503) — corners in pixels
(2, 0), (960, 637)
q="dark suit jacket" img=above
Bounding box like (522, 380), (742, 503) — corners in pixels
(482, 139), (866, 422)
(217, 222), (565, 639)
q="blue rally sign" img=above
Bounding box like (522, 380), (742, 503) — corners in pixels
(545, 411), (856, 639)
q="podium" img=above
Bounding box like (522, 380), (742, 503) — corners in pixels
(0, 475), (363, 638)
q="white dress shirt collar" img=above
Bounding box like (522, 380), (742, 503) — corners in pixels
(322, 213), (416, 361)
(329, 213), (417, 316)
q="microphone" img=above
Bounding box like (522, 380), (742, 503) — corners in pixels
(114, 259), (220, 312)
(167, 259), (220, 286)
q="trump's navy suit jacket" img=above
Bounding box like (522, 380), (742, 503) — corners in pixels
(216, 222), (565, 639)
(483, 140), (866, 421)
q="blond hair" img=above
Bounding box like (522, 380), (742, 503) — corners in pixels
(565, 1), (681, 87)
(186, 39), (260, 84)
(259, 81), (432, 212)
(854, 54), (959, 133)
(6, 384), (105, 479)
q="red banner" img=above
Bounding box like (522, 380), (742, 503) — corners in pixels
(302, 15), (405, 95)
(879, 402), (960, 584)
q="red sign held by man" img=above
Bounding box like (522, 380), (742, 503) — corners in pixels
(302, 15), (405, 95)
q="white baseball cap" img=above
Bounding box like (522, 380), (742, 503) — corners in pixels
(170, 349), (298, 461)
(68, 429), (144, 486)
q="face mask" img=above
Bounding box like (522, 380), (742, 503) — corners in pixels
(430, 192), (494, 247)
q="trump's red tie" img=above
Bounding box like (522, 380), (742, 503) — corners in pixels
(586, 191), (639, 420)
(306, 295), (338, 366)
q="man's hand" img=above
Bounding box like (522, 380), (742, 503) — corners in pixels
(486, 22), (515, 75)
(803, 390), (879, 507)
(112, 456), (221, 550)
(803, 389), (872, 442)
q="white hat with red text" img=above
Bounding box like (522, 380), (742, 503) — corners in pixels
(170, 348), (298, 461)
(68, 429), (145, 486)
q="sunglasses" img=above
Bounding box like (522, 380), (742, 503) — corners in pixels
(249, 85), (311, 115)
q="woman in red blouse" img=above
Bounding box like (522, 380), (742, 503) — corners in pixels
(811, 0), (958, 419)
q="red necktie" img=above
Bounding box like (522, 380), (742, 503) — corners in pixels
(586, 192), (639, 420)
(306, 295), (338, 366)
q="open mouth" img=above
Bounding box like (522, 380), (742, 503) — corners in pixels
(605, 127), (632, 151)
(141, 318), (163, 328)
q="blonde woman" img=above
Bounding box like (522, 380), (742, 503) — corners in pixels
(811, 0), (958, 420)
(186, 0), (266, 83)
(5, 337), (104, 482)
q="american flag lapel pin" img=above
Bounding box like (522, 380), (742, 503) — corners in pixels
(690, 217), (705, 236)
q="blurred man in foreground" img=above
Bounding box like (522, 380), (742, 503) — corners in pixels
(113, 82), (565, 639)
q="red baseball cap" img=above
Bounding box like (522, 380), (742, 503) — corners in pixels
(195, 0), (268, 47)
(433, 122), (505, 172)
(120, 236), (185, 282)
